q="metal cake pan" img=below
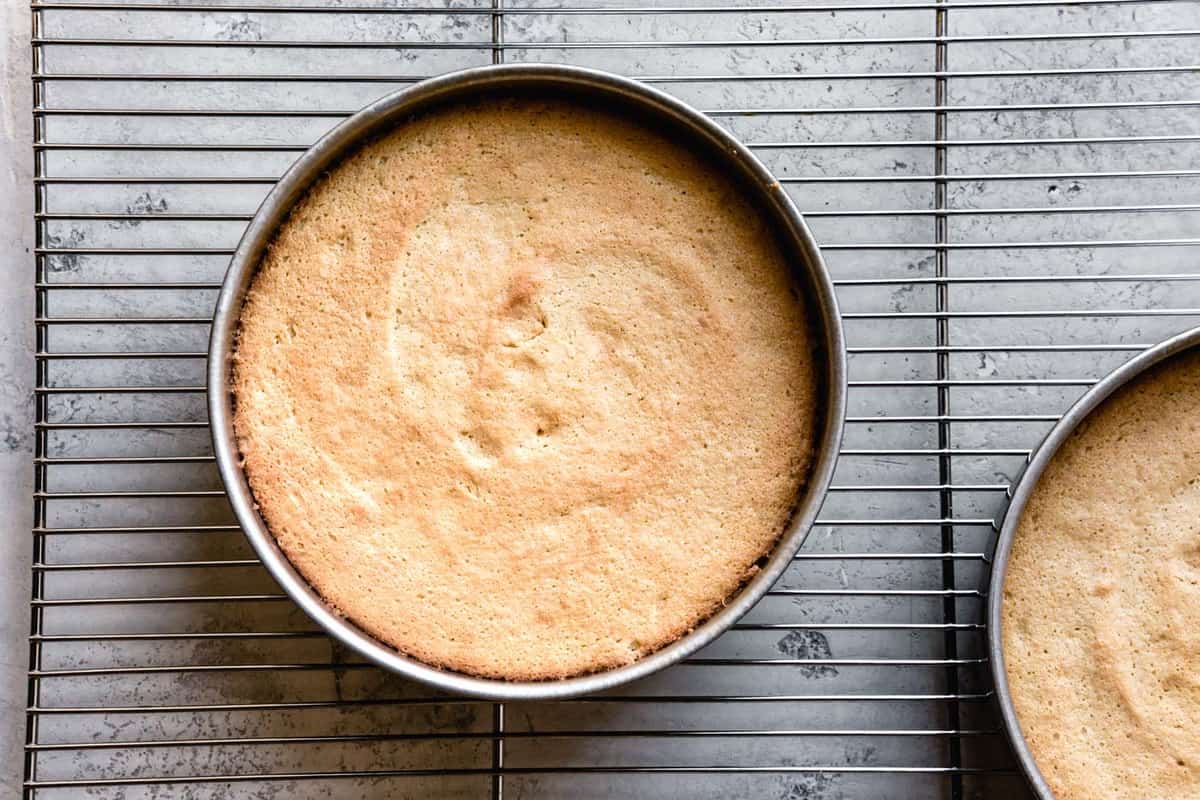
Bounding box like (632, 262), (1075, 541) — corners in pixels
(208, 63), (847, 700)
(987, 324), (1200, 798)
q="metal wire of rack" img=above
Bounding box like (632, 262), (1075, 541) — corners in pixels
(25, 0), (1200, 797)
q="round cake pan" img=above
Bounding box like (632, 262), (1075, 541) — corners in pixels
(208, 63), (847, 700)
(987, 324), (1200, 798)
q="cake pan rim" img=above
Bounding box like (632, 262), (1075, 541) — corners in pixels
(987, 324), (1200, 799)
(207, 62), (847, 701)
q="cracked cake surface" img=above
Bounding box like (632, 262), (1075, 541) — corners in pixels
(233, 97), (819, 680)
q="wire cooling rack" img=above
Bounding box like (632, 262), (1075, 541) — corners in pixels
(26, 0), (1200, 797)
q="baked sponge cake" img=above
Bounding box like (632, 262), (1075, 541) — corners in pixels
(1003, 349), (1200, 797)
(233, 98), (819, 680)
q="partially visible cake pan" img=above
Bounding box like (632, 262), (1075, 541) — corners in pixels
(208, 63), (846, 700)
(987, 324), (1200, 799)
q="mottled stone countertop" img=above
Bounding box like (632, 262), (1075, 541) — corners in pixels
(2, 0), (1198, 796)
(2, 0), (36, 792)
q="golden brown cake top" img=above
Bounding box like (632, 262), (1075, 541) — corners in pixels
(1003, 349), (1200, 798)
(233, 98), (819, 680)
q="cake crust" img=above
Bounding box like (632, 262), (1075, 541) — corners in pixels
(1003, 350), (1200, 797)
(233, 98), (819, 680)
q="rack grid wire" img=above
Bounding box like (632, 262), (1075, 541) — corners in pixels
(25, 0), (1200, 797)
